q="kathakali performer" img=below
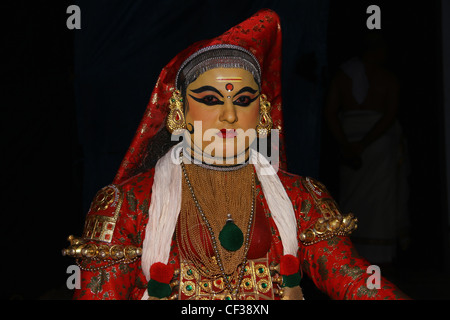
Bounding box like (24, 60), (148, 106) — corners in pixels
(63, 9), (408, 300)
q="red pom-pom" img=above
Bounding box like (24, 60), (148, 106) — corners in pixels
(280, 254), (300, 275)
(150, 262), (174, 284)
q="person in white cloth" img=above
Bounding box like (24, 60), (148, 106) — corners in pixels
(324, 31), (410, 266)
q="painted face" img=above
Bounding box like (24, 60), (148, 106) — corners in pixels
(184, 68), (260, 164)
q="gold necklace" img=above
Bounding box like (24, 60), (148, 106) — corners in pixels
(179, 153), (255, 299)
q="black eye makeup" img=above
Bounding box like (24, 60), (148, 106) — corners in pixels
(188, 94), (224, 106)
(233, 95), (258, 107)
(232, 86), (258, 97)
(189, 86), (224, 106)
(190, 86), (224, 97)
(189, 85), (258, 107)
(231, 86), (259, 107)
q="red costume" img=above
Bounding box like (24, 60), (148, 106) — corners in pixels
(64, 9), (408, 300)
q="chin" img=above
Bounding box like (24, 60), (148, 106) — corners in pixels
(220, 145), (249, 164)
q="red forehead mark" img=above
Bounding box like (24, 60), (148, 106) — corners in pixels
(225, 83), (234, 92)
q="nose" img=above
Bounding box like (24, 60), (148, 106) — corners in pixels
(219, 100), (238, 124)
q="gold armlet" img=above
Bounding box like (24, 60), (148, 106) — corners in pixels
(299, 213), (358, 246)
(299, 177), (358, 245)
(62, 235), (142, 260)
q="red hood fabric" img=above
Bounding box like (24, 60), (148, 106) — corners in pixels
(114, 9), (286, 185)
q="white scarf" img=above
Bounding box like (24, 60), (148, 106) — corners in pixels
(140, 143), (297, 299)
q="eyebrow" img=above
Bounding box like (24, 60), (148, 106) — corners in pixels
(233, 86), (258, 97)
(190, 86), (224, 97)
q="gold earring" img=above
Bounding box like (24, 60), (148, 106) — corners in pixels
(256, 94), (273, 137)
(166, 89), (187, 134)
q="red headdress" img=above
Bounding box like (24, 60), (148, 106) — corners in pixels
(113, 9), (286, 185)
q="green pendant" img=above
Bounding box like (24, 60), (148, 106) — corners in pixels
(219, 215), (244, 251)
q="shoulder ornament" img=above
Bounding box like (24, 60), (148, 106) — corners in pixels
(82, 184), (123, 243)
(62, 185), (143, 270)
(298, 177), (358, 245)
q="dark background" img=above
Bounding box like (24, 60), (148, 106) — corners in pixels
(3, 0), (449, 299)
